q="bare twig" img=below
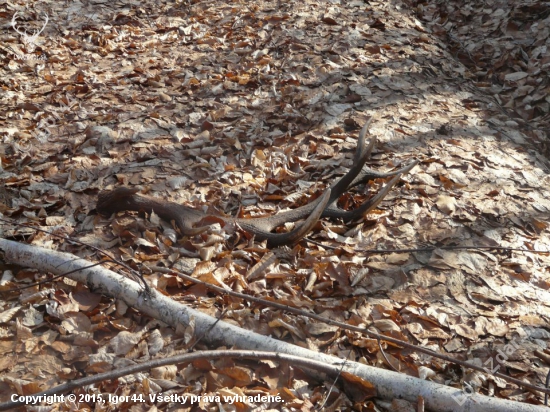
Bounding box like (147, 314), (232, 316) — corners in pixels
(150, 265), (550, 397)
(0, 350), (342, 411)
(304, 237), (550, 255)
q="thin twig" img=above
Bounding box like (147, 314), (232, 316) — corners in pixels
(418, 395), (425, 412)
(375, 332), (400, 373)
(304, 237), (549, 255)
(187, 308), (229, 351)
(316, 347), (351, 411)
(150, 265), (550, 396)
(0, 350), (343, 411)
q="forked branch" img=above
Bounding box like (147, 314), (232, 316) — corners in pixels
(96, 121), (417, 246)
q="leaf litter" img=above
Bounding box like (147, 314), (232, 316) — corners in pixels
(0, 0), (549, 409)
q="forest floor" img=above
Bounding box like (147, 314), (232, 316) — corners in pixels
(0, 0), (549, 410)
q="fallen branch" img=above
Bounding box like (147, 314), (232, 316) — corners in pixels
(304, 238), (550, 255)
(149, 265), (548, 395)
(0, 239), (547, 412)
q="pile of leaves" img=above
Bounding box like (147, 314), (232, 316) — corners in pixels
(0, 0), (549, 410)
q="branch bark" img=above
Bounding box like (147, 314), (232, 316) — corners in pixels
(0, 239), (547, 412)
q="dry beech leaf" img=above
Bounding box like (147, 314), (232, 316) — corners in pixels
(350, 267), (369, 287)
(19, 289), (52, 304)
(218, 366), (253, 385)
(418, 366), (437, 380)
(192, 261), (217, 277)
(435, 195), (457, 214)
(21, 382), (41, 396)
(340, 371), (377, 402)
(199, 245), (216, 261)
(0, 306), (21, 323)
(195, 267), (231, 290)
(372, 319), (400, 333)
(151, 365), (178, 380)
(61, 312), (92, 333)
(16, 318), (33, 340)
(71, 291), (102, 312)
(246, 251), (277, 280)
(109, 331), (144, 355)
(21, 305), (43, 327)
(149, 378), (180, 390)
(269, 318), (306, 340)
(147, 329), (164, 355)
